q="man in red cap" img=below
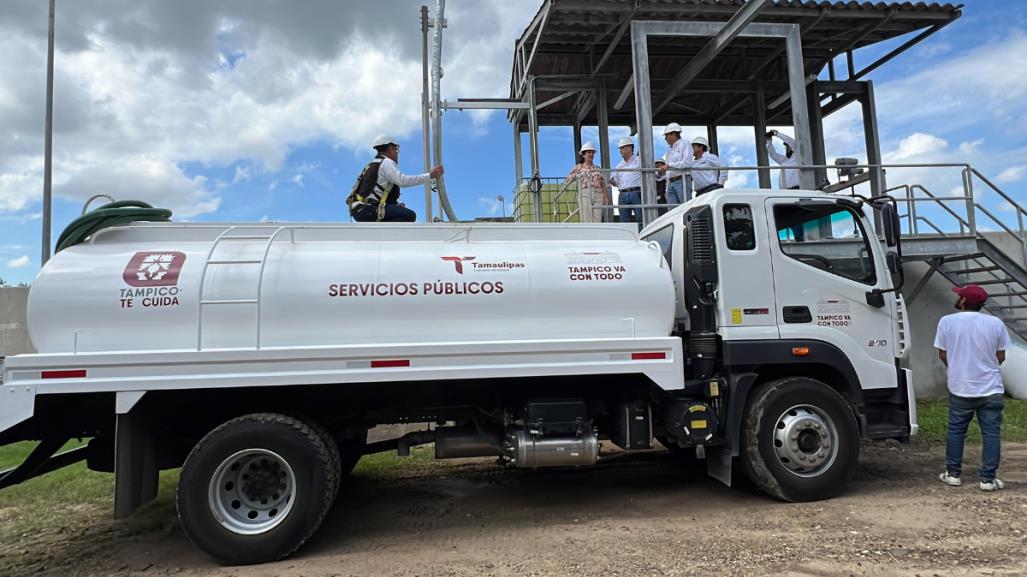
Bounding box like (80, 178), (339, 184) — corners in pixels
(934, 284), (1013, 491)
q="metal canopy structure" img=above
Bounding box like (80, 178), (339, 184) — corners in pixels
(510, 0), (961, 128)
(502, 0), (961, 223)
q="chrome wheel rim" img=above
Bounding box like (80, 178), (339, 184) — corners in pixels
(772, 404), (839, 478)
(208, 449), (296, 535)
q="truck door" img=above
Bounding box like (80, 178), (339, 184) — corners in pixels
(764, 198), (898, 390)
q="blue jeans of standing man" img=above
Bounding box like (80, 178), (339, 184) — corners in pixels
(946, 393), (1003, 481)
(618, 190), (641, 224)
(666, 179), (684, 206)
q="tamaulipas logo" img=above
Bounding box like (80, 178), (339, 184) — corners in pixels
(440, 256), (525, 274)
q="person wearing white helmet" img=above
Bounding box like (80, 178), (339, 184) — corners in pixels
(658, 122), (690, 205)
(686, 136), (727, 196)
(565, 141), (609, 223)
(766, 129), (800, 189)
(654, 155), (668, 216)
(609, 136), (642, 224)
(346, 135), (444, 222)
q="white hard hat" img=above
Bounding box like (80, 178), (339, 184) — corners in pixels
(692, 136), (709, 148)
(654, 155), (666, 165)
(663, 122), (683, 135)
(371, 134), (397, 148)
(617, 137), (634, 148)
(580, 141), (597, 153)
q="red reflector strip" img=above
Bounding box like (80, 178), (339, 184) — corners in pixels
(631, 352), (666, 360)
(41, 369), (87, 379)
(370, 359), (410, 368)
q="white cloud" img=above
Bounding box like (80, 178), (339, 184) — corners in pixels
(996, 165), (1027, 184)
(0, 1), (541, 218)
(7, 255), (30, 269)
(289, 174), (304, 188)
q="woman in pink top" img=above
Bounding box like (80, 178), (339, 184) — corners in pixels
(566, 141), (609, 223)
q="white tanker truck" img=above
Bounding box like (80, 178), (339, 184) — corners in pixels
(0, 190), (914, 564)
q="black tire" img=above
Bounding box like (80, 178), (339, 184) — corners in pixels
(337, 430), (368, 477)
(176, 413), (338, 565)
(741, 377), (859, 502)
(303, 418), (342, 505)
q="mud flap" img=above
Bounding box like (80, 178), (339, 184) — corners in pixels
(706, 446), (732, 486)
(113, 406), (158, 518)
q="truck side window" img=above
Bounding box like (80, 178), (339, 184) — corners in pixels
(642, 225), (674, 270)
(773, 204), (877, 285)
(723, 204), (755, 251)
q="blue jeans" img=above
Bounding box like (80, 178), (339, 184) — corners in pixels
(618, 190), (641, 223)
(666, 180), (684, 205)
(946, 393), (1003, 481)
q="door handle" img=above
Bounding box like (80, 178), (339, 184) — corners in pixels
(782, 306), (812, 323)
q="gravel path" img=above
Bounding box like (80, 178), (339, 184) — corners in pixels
(16, 441), (1027, 577)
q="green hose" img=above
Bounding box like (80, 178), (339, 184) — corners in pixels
(55, 200), (173, 253)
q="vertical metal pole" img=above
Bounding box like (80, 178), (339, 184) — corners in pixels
(527, 78), (541, 222)
(513, 121), (524, 184)
(861, 81), (884, 198)
(963, 168), (977, 235)
(572, 120), (582, 161)
(41, 0), (55, 265)
(420, 6), (433, 223)
(706, 125), (719, 156)
(597, 79), (610, 170)
(430, 0), (458, 221)
(806, 81), (828, 188)
(631, 23), (657, 226)
(785, 26), (814, 190)
(753, 81), (771, 189)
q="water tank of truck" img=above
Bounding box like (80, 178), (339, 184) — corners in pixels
(27, 223), (676, 353)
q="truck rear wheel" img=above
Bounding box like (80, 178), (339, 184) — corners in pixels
(177, 413), (338, 565)
(741, 377), (859, 502)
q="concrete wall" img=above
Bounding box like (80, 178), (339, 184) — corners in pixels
(901, 231), (1026, 398)
(0, 287), (34, 359)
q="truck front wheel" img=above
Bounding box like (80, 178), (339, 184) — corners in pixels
(177, 413), (338, 564)
(741, 377), (859, 502)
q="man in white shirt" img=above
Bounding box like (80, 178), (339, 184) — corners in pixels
(934, 284), (1013, 491)
(685, 136), (727, 196)
(659, 123), (689, 205)
(348, 135), (444, 222)
(766, 129), (800, 189)
(610, 137), (642, 224)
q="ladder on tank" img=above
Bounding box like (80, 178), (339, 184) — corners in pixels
(196, 226), (292, 350)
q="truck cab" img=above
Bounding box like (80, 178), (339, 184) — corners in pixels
(643, 190), (914, 489)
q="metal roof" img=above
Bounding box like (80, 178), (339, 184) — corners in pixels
(510, 0), (962, 128)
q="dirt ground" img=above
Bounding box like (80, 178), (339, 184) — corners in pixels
(14, 441), (1027, 577)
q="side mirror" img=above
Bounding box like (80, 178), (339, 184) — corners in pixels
(881, 202), (900, 248)
(886, 251), (903, 274)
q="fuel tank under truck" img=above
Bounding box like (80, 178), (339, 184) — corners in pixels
(27, 223), (676, 353)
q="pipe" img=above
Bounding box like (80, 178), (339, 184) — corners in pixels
(431, 0), (459, 221)
(420, 6), (433, 223)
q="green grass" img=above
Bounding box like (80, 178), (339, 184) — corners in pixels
(916, 397), (1027, 442)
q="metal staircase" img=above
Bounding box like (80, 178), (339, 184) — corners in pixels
(895, 166), (1027, 341)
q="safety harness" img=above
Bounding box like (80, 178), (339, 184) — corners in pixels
(347, 156), (396, 221)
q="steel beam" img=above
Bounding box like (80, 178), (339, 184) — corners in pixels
(614, 74), (634, 109)
(517, 0), (552, 96)
(597, 77), (611, 170)
(806, 81), (828, 187)
(513, 124), (523, 184)
(861, 81), (884, 197)
(631, 22), (657, 226)
(652, 0), (770, 115)
(443, 100), (532, 110)
(753, 80), (771, 188)
(784, 26), (815, 189)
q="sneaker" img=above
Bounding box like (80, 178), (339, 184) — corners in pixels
(939, 471), (962, 486)
(979, 478), (1005, 492)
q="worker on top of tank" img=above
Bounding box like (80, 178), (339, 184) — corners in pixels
(766, 129), (800, 189)
(347, 135), (444, 222)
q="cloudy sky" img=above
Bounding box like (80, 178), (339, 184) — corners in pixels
(1, 0), (1026, 284)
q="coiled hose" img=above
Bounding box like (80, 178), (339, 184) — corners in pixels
(55, 200), (172, 253)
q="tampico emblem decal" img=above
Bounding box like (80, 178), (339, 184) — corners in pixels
(123, 252), (187, 287)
